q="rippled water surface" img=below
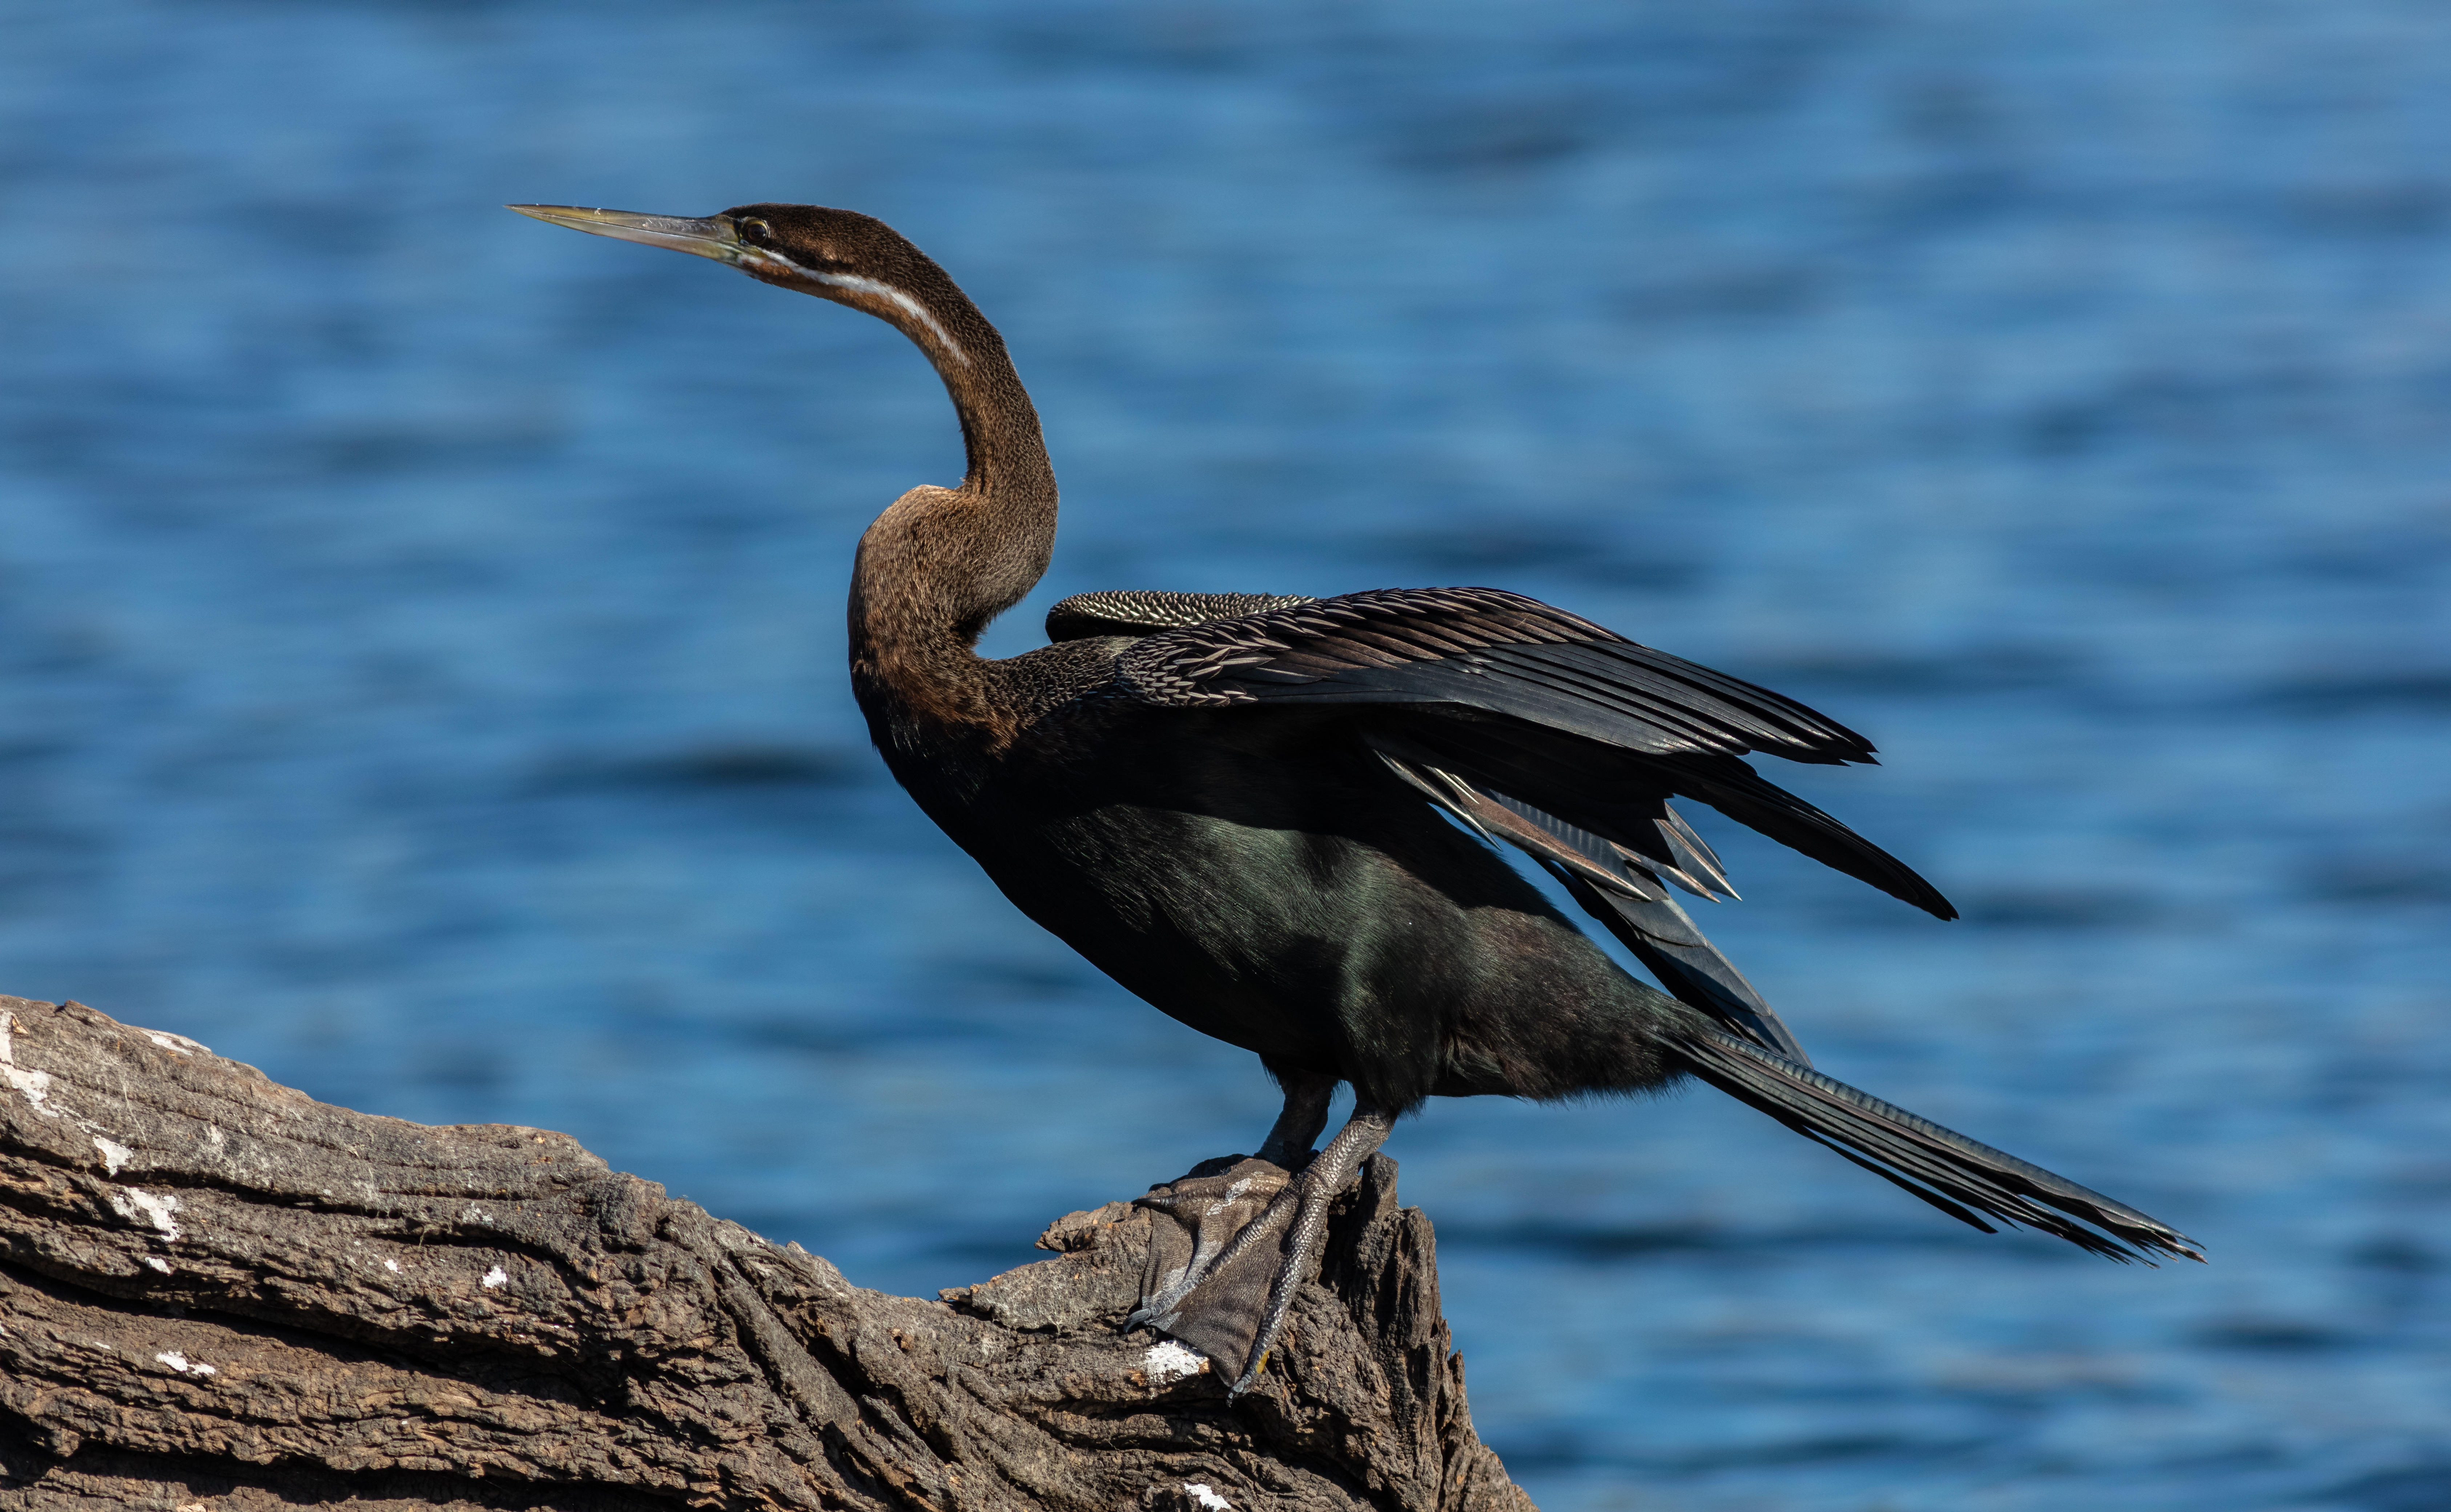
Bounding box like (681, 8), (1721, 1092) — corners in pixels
(7, 4), (2450, 1507)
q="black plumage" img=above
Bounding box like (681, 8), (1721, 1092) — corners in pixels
(512, 200), (2201, 1395)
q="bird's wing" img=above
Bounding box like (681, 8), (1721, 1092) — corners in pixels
(1113, 586), (1955, 920)
(1370, 747), (1810, 1062)
(1113, 586), (1871, 760)
(1046, 590), (1319, 642)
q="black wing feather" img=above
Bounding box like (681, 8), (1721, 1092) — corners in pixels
(1371, 743), (1810, 1061)
(1541, 858), (1811, 1064)
(1112, 587), (1953, 920)
(1115, 587), (1872, 762)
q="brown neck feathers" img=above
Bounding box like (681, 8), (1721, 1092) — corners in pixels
(843, 270), (1058, 733)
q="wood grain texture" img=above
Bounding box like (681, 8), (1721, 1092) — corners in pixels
(0, 996), (1534, 1512)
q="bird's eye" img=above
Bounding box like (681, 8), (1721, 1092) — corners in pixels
(737, 218), (773, 245)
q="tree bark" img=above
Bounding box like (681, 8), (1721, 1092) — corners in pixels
(0, 996), (1534, 1512)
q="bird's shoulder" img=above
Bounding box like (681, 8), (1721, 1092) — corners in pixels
(999, 587), (1345, 741)
(1043, 589), (1321, 642)
(986, 634), (1143, 728)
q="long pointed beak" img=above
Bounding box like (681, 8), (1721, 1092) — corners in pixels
(507, 204), (742, 264)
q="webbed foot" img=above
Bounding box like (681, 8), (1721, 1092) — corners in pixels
(1130, 1104), (1394, 1396)
(1127, 1156), (1297, 1335)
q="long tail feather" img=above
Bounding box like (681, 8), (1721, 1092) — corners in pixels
(1674, 1029), (2203, 1264)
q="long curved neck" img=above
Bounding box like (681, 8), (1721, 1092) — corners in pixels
(845, 279), (1057, 734)
(948, 329), (1056, 510)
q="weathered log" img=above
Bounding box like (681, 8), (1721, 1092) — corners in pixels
(0, 996), (1534, 1512)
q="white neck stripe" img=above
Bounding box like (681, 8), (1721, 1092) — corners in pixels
(814, 272), (970, 367)
(742, 248), (970, 367)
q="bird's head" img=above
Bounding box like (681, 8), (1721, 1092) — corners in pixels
(510, 201), (977, 369)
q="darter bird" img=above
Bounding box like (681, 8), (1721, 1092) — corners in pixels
(511, 201), (2201, 1395)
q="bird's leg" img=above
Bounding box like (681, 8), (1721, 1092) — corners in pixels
(1128, 1071), (1340, 1330)
(1231, 1101), (1393, 1396)
(1255, 1068), (1338, 1168)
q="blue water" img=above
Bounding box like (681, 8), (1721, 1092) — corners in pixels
(6, 4), (2450, 1507)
